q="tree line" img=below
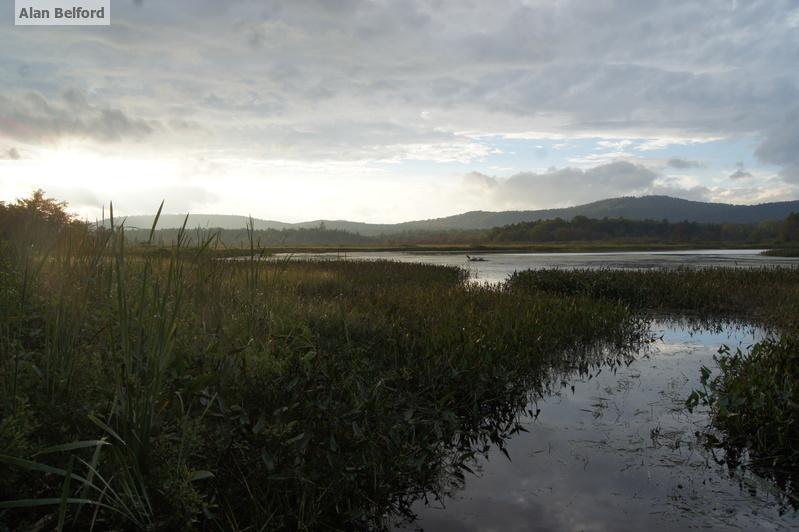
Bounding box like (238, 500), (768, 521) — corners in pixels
(3, 190), (799, 247)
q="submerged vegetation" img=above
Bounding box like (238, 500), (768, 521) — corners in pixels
(1, 191), (798, 529)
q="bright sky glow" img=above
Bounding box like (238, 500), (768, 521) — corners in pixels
(1, 1), (798, 222)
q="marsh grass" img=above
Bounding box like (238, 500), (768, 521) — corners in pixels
(6, 194), (799, 529)
(762, 247), (799, 257)
(0, 203), (652, 530)
(506, 267), (799, 328)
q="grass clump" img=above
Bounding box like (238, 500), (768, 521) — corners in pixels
(506, 267), (799, 328)
(687, 338), (799, 500)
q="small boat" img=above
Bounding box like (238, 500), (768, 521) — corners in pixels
(466, 255), (487, 262)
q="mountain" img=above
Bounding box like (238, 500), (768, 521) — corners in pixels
(101, 214), (295, 231)
(399, 196), (799, 231)
(104, 196), (799, 236)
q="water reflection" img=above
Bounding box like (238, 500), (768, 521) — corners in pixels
(398, 321), (798, 531)
(278, 250), (799, 284)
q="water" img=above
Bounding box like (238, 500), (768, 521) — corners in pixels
(397, 322), (798, 531)
(281, 250), (799, 283)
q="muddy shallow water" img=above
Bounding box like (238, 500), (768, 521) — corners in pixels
(396, 321), (798, 532)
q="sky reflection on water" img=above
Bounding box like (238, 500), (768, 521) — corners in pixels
(283, 250), (799, 284)
(398, 321), (797, 532)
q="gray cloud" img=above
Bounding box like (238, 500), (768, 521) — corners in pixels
(0, 0), (798, 193)
(3, 3), (797, 137)
(754, 111), (799, 182)
(464, 161), (659, 209)
(729, 169), (753, 180)
(0, 91), (156, 144)
(2, 148), (20, 160)
(666, 158), (705, 169)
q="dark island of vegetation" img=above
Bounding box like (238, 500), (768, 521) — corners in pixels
(1, 191), (798, 530)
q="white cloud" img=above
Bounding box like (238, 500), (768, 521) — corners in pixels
(666, 158), (705, 169)
(463, 161), (659, 209)
(1, 0), (798, 219)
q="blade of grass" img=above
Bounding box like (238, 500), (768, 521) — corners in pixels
(35, 440), (109, 457)
(148, 201), (164, 244)
(57, 456), (74, 531)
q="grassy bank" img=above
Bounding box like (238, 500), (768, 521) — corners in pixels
(0, 223), (645, 531)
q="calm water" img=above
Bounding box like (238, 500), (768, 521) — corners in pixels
(397, 322), (798, 532)
(282, 250), (799, 283)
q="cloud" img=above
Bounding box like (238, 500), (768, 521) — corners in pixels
(1, 148), (20, 160)
(707, 182), (798, 205)
(755, 110), (799, 182)
(0, 91), (157, 144)
(461, 161), (797, 212)
(2, 0), (797, 158)
(648, 184), (711, 202)
(729, 169), (753, 179)
(666, 158), (705, 169)
(1, 0), (798, 217)
(461, 161), (794, 211)
(597, 140), (634, 150)
(464, 161), (658, 209)
(41, 187), (104, 211)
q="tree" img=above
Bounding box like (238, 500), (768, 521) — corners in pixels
(782, 212), (799, 242)
(27, 189), (75, 222)
(0, 189), (80, 243)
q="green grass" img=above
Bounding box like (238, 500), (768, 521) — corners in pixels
(506, 267), (799, 328)
(0, 219), (647, 530)
(688, 338), (799, 488)
(3, 201), (799, 529)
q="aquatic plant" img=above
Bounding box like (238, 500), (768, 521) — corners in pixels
(506, 267), (799, 328)
(687, 337), (799, 503)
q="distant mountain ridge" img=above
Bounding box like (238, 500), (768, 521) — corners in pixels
(104, 196), (799, 236)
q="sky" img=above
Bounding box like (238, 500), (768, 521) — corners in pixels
(1, 0), (798, 223)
